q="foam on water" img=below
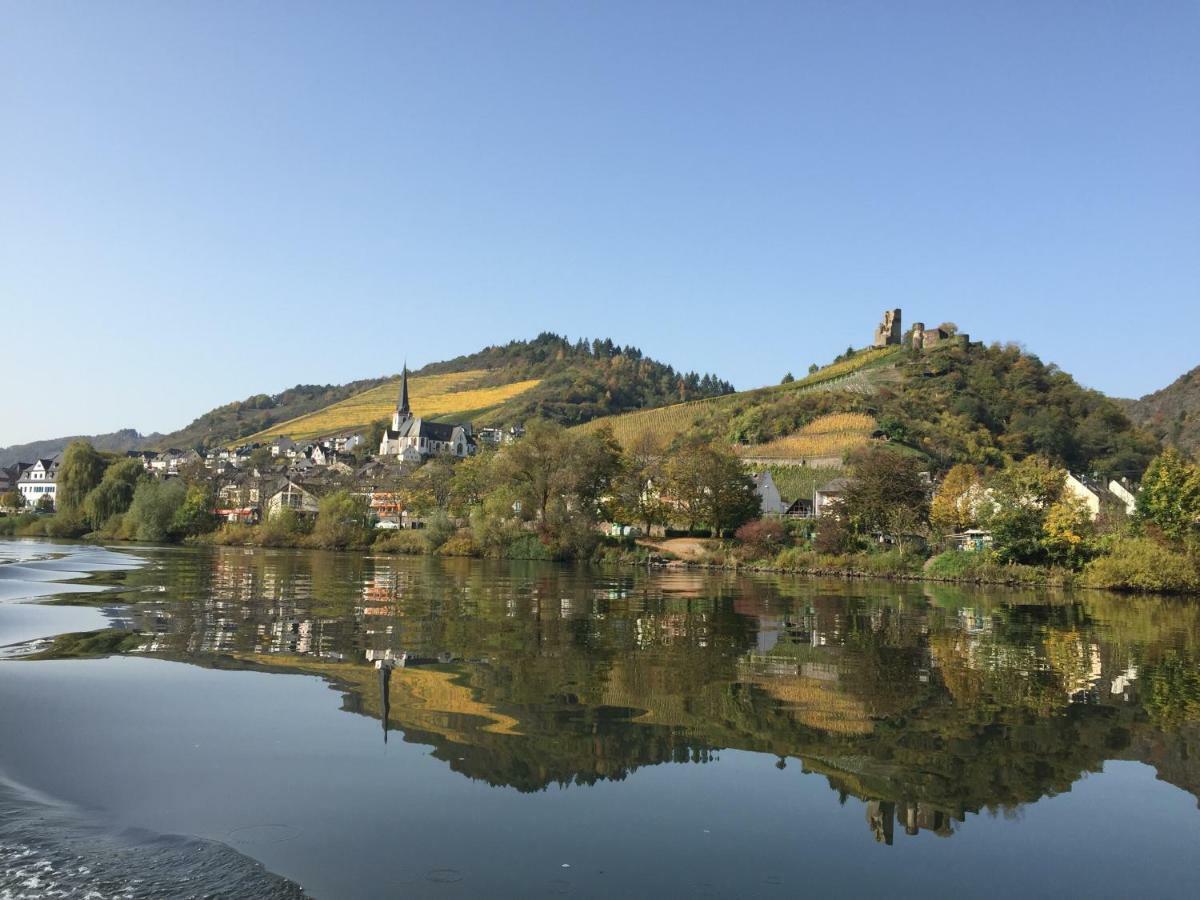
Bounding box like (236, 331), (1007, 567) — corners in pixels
(0, 777), (307, 899)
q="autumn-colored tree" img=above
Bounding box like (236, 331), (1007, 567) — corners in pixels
(1137, 448), (1200, 542)
(930, 464), (983, 536)
(1041, 494), (1097, 569)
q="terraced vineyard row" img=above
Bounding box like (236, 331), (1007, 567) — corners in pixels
(245, 370), (541, 442)
(736, 412), (876, 460)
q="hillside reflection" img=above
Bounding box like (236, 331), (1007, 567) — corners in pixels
(106, 546), (1200, 844)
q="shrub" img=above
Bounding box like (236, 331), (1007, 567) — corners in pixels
(374, 529), (428, 555)
(438, 530), (480, 557)
(735, 518), (788, 552)
(125, 480), (187, 542)
(423, 511), (457, 552)
(1082, 538), (1200, 594)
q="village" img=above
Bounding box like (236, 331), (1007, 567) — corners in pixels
(0, 319), (1149, 557)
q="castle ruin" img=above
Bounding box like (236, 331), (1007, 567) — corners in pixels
(873, 309), (902, 347)
(872, 309), (970, 351)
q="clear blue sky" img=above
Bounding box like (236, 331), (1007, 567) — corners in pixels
(2, 1), (1197, 446)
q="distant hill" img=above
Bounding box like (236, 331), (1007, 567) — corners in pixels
(130, 332), (729, 448)
(0, 428), (159, 468)
(1121, 365), (1200, 455)
(154, 378), (394, 450)
(579, 339), (1160, 480)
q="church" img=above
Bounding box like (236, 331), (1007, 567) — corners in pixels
(377, 366), (476, 461)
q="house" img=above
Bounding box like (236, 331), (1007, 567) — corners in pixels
(271, 437), (299, 459)
(333, 433), (364, 454)
(265, 479), (324, 518)
(1064, 473), (1135, 521)
(1108, 478), (1138, 517)
(751, 471), (787, 516)
(125, 450), (158, 469)
(478, 426), (524, 447)
(17, 457), (59, 510)
(378, 365), (476, 460)
(785, 497), (814, 518)
(814, 477), (850, 518)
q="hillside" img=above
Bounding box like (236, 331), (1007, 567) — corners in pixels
(1121, 365), (1200, 454)
(0, 428), (159, 469)
(154, 378), (393, 450)
(579, 339), (1159, 480)
(158, 333), (732, 448)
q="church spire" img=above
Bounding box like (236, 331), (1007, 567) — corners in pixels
(397, 363), (410, 416)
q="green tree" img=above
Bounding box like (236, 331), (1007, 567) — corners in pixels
(311, 490), (371, 549)
(610, 433), (668, 534)
(0, 490), (23, 511)
(981, 456), (1066, 565)
(125, 479), (187, 542)
(842, 446), (929, 538)
(83, 458), (144, 529)
(172, 483), (217, 537)
(56, 441), (108, 512)
(491, 420), (620, 528)
(663, 438), (759, 536)
(781, 372), (795, 384)
(1137, 448), (1200, 542)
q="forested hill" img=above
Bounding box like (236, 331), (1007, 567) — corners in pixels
(137, 333), (733, 449)
(1121, 364), (1200, 454)
(580, 339), (1160, 480)
(0, 428), (158, 469)
(415, 332), (734, 426)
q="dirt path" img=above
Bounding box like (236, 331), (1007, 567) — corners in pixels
(637, 537), (718, 562)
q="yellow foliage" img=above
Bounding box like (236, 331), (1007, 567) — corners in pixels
(737, 413), (877, 460)
(246, 371), (541, 442)
(575, 395), (725, 448)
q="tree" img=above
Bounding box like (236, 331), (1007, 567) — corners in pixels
(1041, 494), (1097, 569)
(83, 458), (145, 529)
(842, 446), (929, 538)
(1137, 449), (1200, 542)
(172, 483), (217, 537)
(611, 433), (668, 534)
(981, 456), (1066, 565)
(36, 494), (55, 513)
(404, 458), (455, 514)
(781, 372), (795, 384)
(0, 490), (23, 511)
(930, 464), (982, 536)
(491, 420), (620, 529)
(311, 490), (371, 549)
(663, 438), (759, 536)
(125, 479), (187, 542)
(57, 441), (108, 512)
(365, 419), (389, 453)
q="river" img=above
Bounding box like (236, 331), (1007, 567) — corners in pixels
(1, 538), (1198, 898)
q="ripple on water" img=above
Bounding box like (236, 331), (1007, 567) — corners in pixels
(0, 779), (306, 900)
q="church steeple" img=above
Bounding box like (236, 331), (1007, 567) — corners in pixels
(397, 363), (410, 416)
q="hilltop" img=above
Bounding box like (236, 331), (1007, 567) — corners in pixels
(578, 331), (1159, 491)
(93, 333), (725, 450)
(0, 428), (159, 469)
(1121, 364), (1200, 454)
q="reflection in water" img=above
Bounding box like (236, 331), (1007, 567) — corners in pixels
(91, 546), (1200, 843)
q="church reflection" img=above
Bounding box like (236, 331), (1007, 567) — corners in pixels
(96, 545), (1200, 844)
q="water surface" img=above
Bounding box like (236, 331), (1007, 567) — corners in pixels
(1, 540), (1198, 898)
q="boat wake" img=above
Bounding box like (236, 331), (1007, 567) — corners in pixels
(0, 775), (307, 900)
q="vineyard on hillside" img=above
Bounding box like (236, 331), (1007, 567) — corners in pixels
(245, 371), (541, 442)
(736, 412), (877, 460)
(578, 346), (899, 450)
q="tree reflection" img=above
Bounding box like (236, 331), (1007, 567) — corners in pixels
(92, 545), (1200, 840)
